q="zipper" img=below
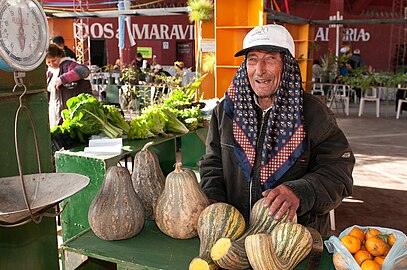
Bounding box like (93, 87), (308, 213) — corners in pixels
(249, 109), (270, 218)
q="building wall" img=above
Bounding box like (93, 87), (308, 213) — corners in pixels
(48, 15), (194, 69)
(289, 1), (397, 72)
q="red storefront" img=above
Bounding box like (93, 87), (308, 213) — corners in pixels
(47, 0), (195, 69)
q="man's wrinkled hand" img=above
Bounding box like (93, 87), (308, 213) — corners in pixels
(262, 185), (299, 222)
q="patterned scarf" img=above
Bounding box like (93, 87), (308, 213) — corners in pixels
(224, 52), (306, 189)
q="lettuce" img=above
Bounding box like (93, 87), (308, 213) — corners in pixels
(141, 105), (168, 135)
(128, 116), (154, 139)
(162, 108), (189, 134)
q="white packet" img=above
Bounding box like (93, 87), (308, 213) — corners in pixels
(324, 225), (407, 270)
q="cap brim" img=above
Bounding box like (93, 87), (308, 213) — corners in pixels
(234, 45), (288, 57)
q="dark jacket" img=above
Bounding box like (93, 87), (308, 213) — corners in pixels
(199, 93), (354, 234)
(64, 46), (77, 60)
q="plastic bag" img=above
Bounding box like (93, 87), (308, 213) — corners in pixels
(324, 225), (407, 270)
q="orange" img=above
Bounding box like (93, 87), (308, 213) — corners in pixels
(388, 233), (396, 246)
(349, 227), (365, 244)
(360, 244), (366, 251)
(361, 259), (381, 270)
(354, 250), (373, 265)
(383, 243), (391, 256)
(374, 256), (385, 266)
(333, 253), (349, 270)
(365, 236), (388, 257)
(365, 228), (381, 241)
(341, 234), (361, 254)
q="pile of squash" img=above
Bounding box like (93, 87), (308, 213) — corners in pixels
(189, 198), (313, 270)
(88, 141), (209, 241)
(87, 141), (313, 270)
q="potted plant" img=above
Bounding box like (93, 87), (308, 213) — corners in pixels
(119, 65), (141, 110)
(320, 51), (337, 83)
(187, 0), (214, 101)
(102, 64), (117, 84)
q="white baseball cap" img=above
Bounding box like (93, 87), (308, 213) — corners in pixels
(234, 24), (295, 57)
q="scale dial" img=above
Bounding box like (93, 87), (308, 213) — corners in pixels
(0, 0), (49, 72)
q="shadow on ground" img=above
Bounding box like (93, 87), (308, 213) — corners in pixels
(332, 185), (407, 235)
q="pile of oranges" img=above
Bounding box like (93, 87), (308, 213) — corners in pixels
(336, 227), (396, 270)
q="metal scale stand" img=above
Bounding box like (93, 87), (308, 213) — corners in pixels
(0, 2), (89, 267)
(0, 72), (90, 269)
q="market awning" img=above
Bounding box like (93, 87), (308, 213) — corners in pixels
(48, 7), (189, 18)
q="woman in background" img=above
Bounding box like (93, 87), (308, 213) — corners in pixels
(46, 44), (92, 128)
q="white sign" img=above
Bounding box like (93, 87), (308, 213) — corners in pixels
(87, 23), (195, 40)
(163, 41), (169, 49)
(315, 27), (370, 42)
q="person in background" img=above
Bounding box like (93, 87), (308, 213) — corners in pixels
(199, 24), (354, 234)
(132, 52), (150, 81)
(174, 61), (185, 73)
(52, 36), (77, 60)
(348, 49), (365, 100)
(152, 64), (172, 84)
(152, 64), (172, 100)
(46, 44), (92, 129)
(312, 59), (323, 83)
(113, 59), (121, 72)
(348, 49), (364, 70)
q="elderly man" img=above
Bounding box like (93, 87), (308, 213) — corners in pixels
(199, 24), (354, 234)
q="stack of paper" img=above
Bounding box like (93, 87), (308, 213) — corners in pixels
(84, 138), (123, 154)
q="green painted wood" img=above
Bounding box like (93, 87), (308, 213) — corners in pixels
(180, 128), (208, 168)
(0, 91), (58, 269)
(62, 221), (334, 270)
(62, 221), (199, 270)
(0, 63), (47, 93)
(56, 153), (115, 241)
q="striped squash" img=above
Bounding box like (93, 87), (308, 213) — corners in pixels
(189, 203), (246, 270)
(132, 141), (165, 220)
(155, 163), (209, 239)
(245, 223), (312, 270)
(210, 197), (297, 270)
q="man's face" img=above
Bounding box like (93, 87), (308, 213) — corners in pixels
(246, 50), (283, 98)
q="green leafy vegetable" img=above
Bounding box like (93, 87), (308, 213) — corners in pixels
(184, 117), (199, 131)
(52, 93), (130, 141)
(141, 105), (168, 135)
(104, 105), (130, 134)
(162, 108), (189, 134)
(128, 116), (154, 139)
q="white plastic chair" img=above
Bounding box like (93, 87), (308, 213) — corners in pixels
(396, 98), (407, 119)
(358, 87), (381, 118)
(311, 82), (324, 96)
(328, 84), (350, 116)
(336, 85), (351, 116)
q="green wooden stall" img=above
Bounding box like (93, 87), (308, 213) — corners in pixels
(0, 67), (59, 269)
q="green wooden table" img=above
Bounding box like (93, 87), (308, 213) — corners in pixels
(61, 221), (334, 270)
(56, 129), (208, 241)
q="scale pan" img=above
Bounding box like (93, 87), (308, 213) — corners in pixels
(0, 173), (90, 223)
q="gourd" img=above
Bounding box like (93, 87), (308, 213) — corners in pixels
(189, 203), (246, 270)
(245, 223), (312, 270)
(88, 166), (145, 240)
(210, 197), (297, 270)
(155, 163), (209, 239)
(132, 141), (165, 220)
